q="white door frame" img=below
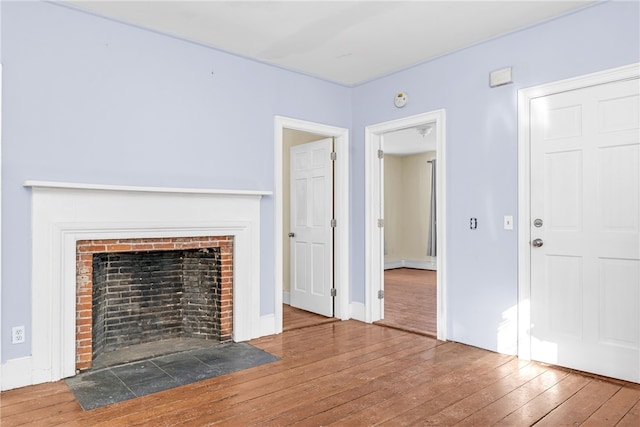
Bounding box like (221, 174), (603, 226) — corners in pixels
(365, 110), (447, 341)
(517, 62), (640, 360)
(0, 64), (3, 375)
(274, 116), (350, 332)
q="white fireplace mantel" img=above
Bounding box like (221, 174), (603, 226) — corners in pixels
(23, 180), (273, 197)
(2, 181), (273, 390)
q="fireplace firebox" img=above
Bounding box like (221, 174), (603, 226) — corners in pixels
(76, 237), (233, 371)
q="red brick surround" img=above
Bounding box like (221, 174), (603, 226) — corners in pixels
(75, 236), (233, 371)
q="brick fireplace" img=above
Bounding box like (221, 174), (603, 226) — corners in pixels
(75, 236), (233, 371)
(12, 181), (272, 390)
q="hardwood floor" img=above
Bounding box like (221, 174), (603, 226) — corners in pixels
(2, 316), (638, 426)
(375, 268), (436, 336)
(283, 304), (339, 332)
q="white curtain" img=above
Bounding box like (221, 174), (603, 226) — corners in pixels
(426, 159), (437, 257)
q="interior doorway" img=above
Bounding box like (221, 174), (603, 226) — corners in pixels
(365, 110), (446, 341)
(375, 124), (438, 336)
(274, 116), (350, 334)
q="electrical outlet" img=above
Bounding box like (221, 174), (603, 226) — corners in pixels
(12, 326), (25, 344)
(470, 218), (478, 230)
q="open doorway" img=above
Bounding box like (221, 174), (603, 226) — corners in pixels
(274, 116), (350, 334)
(375, 125), (437, 336)
(282, 130), (337, 331)
(365, 110), (446, 341)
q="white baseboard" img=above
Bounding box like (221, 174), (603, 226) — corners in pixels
(384, 260), (405, 270)
(255, 314), (278, 339)
(283, 291), (290, 305)
(1, 357), (34, 391)
(384, 259), (437, 271)
(350, 301), (366, 322)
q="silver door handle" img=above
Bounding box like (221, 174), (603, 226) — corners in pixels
(288, 232), (295, 238)
(532, 238), (544, 248)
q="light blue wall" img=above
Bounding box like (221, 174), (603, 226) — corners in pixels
(1, 0), (638, 363)
(0, 1), (351, 362)
(350, 0), (639, 351)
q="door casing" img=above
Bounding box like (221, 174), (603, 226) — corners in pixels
(517, 62), (640, 360)
(365, 110), (447, 341)
(274, 116), (350, 333)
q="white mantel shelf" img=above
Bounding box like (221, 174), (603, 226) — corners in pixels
(23, 180), (272, 197)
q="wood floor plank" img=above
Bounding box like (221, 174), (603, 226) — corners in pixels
(533, 378), (621, 426)
(616, 399), (640, 427)
(252, 342), (479, 426)
(0, 381), (70, 407)
(454, 367), (571, 426)
(416, 361), (550, 425)
(337, 352), (520, 426)
(580, 386), (640, 427)
(336, 349), (514, 425)
(493, 372), (591, 426)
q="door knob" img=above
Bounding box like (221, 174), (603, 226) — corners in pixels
(532, 238), (544, 248)
(288, 232), (295, 238)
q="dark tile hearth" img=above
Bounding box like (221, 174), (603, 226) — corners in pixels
(66, 341), (279, 411)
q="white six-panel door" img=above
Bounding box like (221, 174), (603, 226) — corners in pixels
(530, 78), (640, 382)
(290, 138), (334, 317)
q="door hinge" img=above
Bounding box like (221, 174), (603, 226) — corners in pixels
(378, 290), (384, 299)
(378, 149), (384, 159)
(330, 218), (337, 228)
(331, 288), (337, 297)
(377, 218), (384, 228)
(330, 151), (337, 161)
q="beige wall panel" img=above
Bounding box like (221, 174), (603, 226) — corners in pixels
(384, 155), (403, 261)
(384, 151), (436, 265)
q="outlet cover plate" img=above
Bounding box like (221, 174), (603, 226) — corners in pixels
(11, 326), (25, 344)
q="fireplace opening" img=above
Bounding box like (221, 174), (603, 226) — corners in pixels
(92, 248), (222, 359)
(76, 237), (233, 372)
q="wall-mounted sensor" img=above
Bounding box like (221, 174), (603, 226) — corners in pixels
(490, 67), (512, 87)
(394, 92), (408, 108)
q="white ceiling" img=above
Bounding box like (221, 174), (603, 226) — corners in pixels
(65, 0), (596, 87)
(384, 123), (437, 156)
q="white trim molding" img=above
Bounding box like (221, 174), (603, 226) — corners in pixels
(2, 182), (270, 390)
(274, 116), (350, 327)
(517, 62), (640, 361)
(384, 259), (437, 271)
(0, 63), (3, 389)
(365, 110), (447, 341)
(22, 180), (272, 197)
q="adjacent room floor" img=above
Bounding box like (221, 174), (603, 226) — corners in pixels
(375, 267), (437, 336)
